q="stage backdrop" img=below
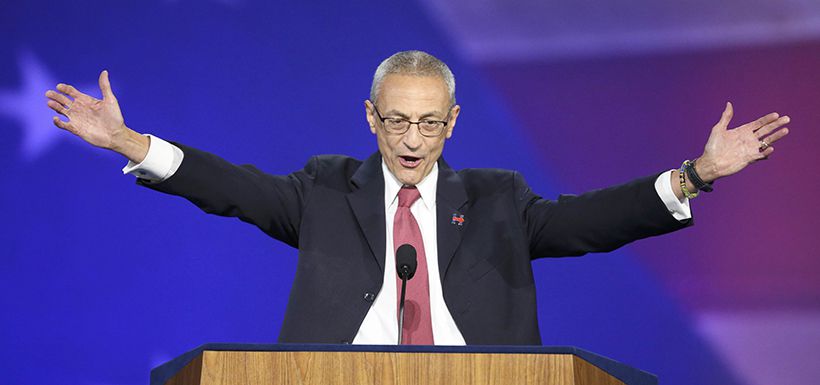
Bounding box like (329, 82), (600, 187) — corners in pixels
(1, 1), (818, 385)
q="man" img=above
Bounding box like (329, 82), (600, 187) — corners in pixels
(44, 51), (790, 345)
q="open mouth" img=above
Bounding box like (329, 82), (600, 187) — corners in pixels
(398, 155), (422, 168)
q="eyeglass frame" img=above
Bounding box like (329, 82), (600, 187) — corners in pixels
(370, 102), (454, 137)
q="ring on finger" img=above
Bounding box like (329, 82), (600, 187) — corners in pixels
(759, 140), (770, 151)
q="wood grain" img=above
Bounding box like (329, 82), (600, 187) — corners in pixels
(165, 350), (625, 385)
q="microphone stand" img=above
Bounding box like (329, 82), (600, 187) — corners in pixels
(398, 265), (409, 345)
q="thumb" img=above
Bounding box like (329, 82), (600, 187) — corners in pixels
(714, 101), (733, 131)
(99, 70), (116, 100)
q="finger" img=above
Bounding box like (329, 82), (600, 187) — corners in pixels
(47, 100), (70, 116)
(45, 90), (73, 108)
(56, 83), (96, 103)
(714, 102), (733, 131)
(755, 115), (789, 138)
(99, 70), (116, 100)
(56, 83), (82, 98)
(52, 116), (73, 132)
(757, 145), (774, 159)
(743, 112), (779, 132)
(761, 126), (789, 146)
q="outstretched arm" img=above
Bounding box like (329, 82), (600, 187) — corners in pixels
(45, 70), (149, 163)
(671, 102), (790, 199)
(45, 71), (312, 245)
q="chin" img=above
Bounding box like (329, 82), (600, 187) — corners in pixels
(397, 171), (422, 186)
(398, 176), (419, 186)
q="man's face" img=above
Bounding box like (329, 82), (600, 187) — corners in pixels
(365, 74), (460, 186)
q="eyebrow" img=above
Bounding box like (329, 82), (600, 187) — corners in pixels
(384, 109), (446, 120)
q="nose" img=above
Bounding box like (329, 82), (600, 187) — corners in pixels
(402, 123), (424, 150)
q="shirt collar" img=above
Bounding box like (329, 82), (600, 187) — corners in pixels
(382, 160), (438, 211)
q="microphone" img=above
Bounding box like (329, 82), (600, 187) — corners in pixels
(395, 244), (417, 344)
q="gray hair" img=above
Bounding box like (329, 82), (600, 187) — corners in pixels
(370, 50), (456, 105)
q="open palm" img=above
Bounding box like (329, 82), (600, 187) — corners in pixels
(45, 70), (127, 150)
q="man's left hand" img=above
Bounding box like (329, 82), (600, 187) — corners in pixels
(694, 102), (790, 183)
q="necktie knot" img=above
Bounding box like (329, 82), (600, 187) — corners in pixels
(398, 186), (421, 208)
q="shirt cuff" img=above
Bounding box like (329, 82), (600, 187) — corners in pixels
(121, 134), (184, 182)
(654, 169), (692, 221)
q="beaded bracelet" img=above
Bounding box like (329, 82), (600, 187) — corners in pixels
(679, 161), (699, 199)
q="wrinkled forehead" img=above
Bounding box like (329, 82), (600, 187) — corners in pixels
(376, 74), (451, 116)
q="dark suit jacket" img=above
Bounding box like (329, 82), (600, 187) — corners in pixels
(142, 143), (691, 345)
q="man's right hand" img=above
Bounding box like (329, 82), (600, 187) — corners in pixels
(45, 70), (149, 163)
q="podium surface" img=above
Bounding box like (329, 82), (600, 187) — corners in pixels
(151, 344), (657, 385)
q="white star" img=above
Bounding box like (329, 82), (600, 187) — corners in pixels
(0, 51), (93, 161)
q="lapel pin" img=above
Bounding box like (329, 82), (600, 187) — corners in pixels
(451, 213), (465, 226)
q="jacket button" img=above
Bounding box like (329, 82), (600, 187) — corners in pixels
(363, 292), (376, 302)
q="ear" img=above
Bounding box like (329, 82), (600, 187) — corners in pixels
(444, 104), (460, 139)
(364, 100), (377, 135)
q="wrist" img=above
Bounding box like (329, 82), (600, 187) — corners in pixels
(694, 156), (720, 183)
(112, 127), (150, 164)
(682, 158), (714, 193)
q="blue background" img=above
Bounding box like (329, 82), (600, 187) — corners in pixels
(2, 1), (818, 384)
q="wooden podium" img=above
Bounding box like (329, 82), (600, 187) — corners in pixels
(151, 344), (657, 385)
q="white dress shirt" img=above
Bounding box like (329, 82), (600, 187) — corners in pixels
(124, 135), (691, 344)
(352, 161), (466, 345)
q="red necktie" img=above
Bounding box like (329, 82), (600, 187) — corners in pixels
(394, 186), (434, 344)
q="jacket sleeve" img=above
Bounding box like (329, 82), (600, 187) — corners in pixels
(514, 171), (692, 259)
(137, 142), (316, 248)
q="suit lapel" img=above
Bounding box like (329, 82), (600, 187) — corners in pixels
(346, 154), (468, 277)
(346, 152), (387, 273)
(436, 158), (469, 282)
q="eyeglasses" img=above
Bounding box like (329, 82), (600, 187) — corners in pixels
(372, 104), (451, 137)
